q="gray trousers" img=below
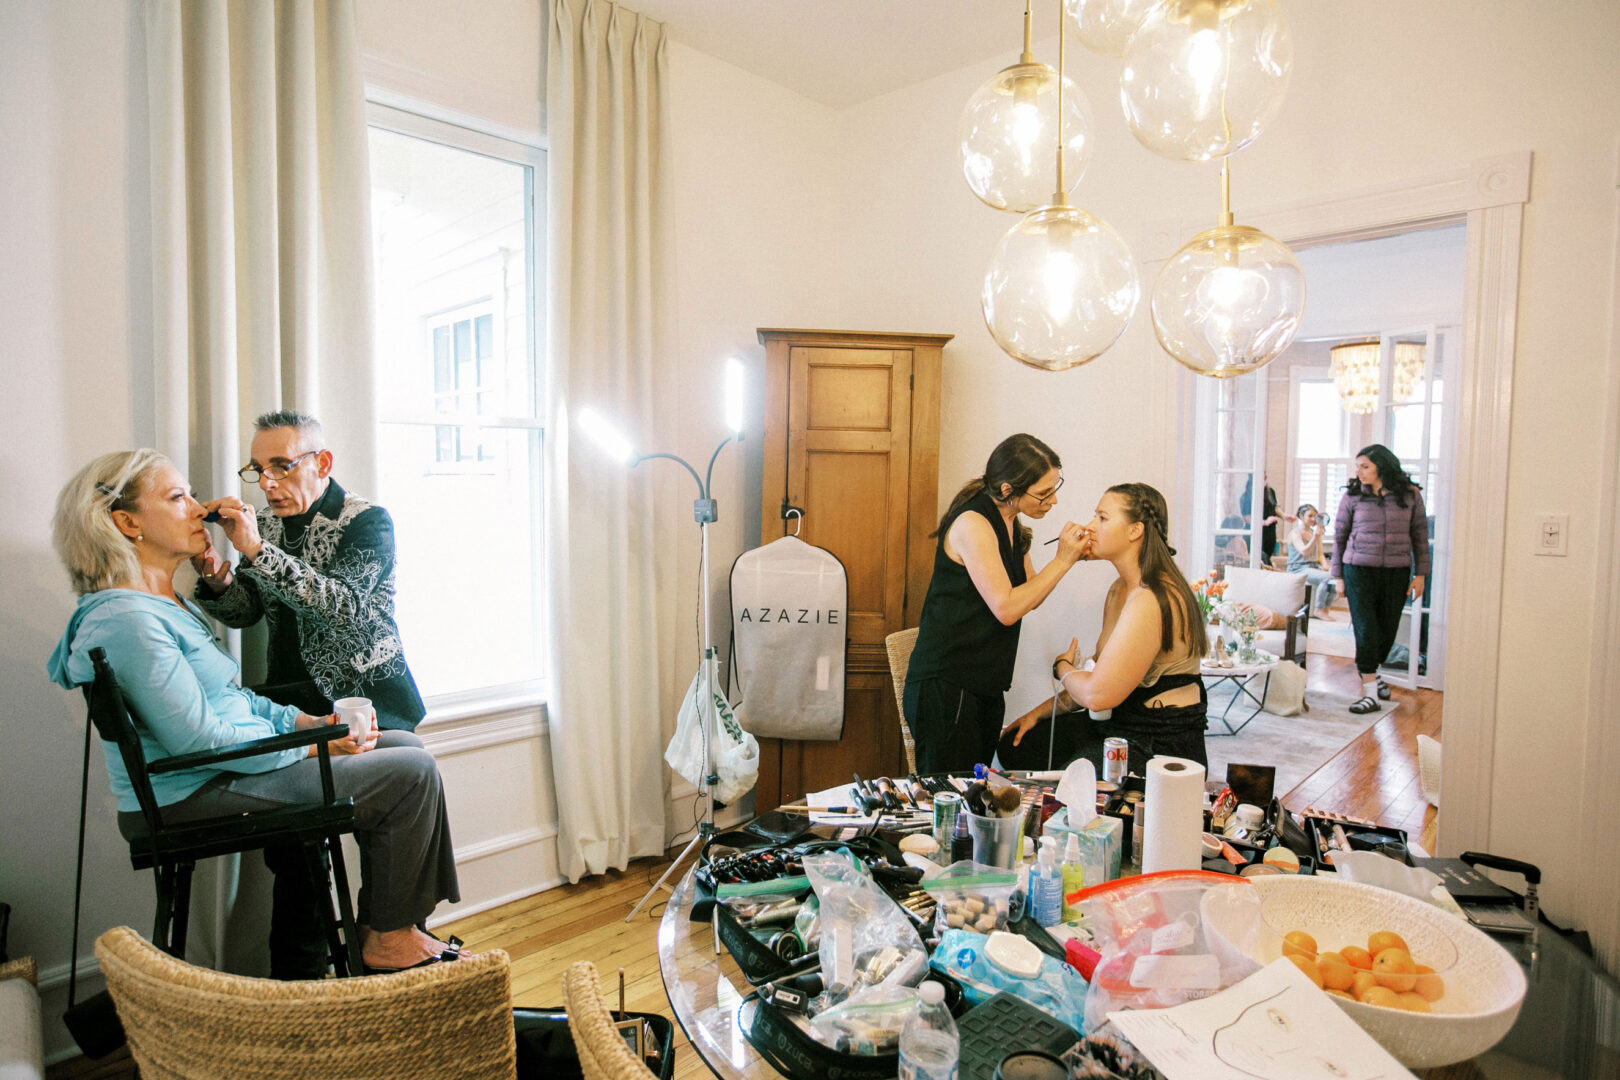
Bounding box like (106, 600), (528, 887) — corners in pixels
(120, 731), (460, 932)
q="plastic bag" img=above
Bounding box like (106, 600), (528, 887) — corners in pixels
(801, 852), (927, 1006)
(808, 986), (921, 1053)
(929, 929), (1088, 1034)
(922, 861), (1022, 936)
(665, 658), (759, 805)
(1076, 870), (1260, 1033)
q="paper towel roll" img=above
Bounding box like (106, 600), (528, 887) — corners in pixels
(1141, 755), (1206, 874)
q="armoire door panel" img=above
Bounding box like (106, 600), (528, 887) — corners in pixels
(805, 362), (895, 431)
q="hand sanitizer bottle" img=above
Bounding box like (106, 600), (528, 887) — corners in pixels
(1030, 836), (1063, 928)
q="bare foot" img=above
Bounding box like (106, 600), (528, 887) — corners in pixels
(361, 926), (458, 971)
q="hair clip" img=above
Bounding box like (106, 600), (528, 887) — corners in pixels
(95, 481), (118, 499)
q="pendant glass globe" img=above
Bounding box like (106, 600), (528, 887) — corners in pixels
(1151, 224), (1304, 377)
(1120, 0), (1293, 162)
(1065, 0), (1160, 58)
(961, 63), (1094, 213)
(983, 203), (1140, 370)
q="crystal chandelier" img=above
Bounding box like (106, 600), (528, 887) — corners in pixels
(960, 1), (1093, 213)
(1331, 340), (1425, 414)
(982, 0), (1138, 369)
(1330, 340), (1380, 414)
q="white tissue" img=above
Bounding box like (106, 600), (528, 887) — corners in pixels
(1056, 757), (1098, 826)
(1334, 850), (1443, 901)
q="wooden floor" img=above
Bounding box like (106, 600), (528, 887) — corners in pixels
(48, 652), (1439, 1080)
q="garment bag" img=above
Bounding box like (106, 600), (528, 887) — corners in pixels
(729, 535), (848, 740)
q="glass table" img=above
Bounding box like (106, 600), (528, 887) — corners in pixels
(659, 862), (1618, 1080)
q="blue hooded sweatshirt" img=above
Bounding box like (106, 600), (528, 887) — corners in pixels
(48, 589), (304, 811)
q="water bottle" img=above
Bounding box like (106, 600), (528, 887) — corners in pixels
(898, 980), (958, 1080)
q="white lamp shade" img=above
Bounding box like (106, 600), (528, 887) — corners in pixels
(1121, 0), (1293, 162)
(982, 203), (1140, 371)
(1065, 0), (1160, 58)
(960, 62), (1093, 213)
(1151, 224), (1305, 377)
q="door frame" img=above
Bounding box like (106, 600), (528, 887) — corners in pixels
(1154, 151), (1531, 859)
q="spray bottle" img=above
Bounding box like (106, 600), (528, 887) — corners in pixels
(1061, 831), (1085, 922)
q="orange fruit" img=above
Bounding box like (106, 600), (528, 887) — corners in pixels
(1281, 930), (1318, 961)
(1316, 951), (1355, 991)
(1372, 948), (1417, 992)
(1413, 964), (1445, 1003)
(1367, 930), (1410, 957)
(1350, 970), (1380, 1000)
(1286, 953), (1325, 988)
(1341, 945), (1373, 970)
(1396, 992), (1432, 1013)
(1358, 985), (1402, 1009)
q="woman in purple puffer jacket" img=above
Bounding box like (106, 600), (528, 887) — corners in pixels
(1331, 444), (1429, 714)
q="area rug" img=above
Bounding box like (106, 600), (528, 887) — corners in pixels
(1203, 682), (1385, 797)
(1307, 616), (1356, 659)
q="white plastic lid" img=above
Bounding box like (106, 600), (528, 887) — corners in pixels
(1064, 831), (1082, 859)
(1235, 803), (1264, 824)
(918, 981), (944, 1004)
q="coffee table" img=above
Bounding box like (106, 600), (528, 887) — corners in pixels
(1201, 651), (1281, 735)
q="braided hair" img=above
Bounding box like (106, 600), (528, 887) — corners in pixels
(1106, 483), (1207, 658)
(934, 433), (1061, 558)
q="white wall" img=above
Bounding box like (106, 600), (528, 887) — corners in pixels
(0, 0), (152, 1057)
(830, 1), (1620, 951)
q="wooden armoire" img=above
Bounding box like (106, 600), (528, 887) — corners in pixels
(754, 328), (951, 808)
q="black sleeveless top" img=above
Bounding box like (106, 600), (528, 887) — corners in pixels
(905, 491), (1028, 697)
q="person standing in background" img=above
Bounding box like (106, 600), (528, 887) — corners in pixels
(1332, 444), (1429, 715)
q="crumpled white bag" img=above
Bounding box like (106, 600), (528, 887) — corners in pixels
(665, 659), (759, 806)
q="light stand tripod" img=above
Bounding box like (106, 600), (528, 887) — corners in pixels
(623, 432), (738, 923)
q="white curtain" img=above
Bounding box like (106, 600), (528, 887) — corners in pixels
(545, 0), (676, 881)
(142, 0), (374, 971)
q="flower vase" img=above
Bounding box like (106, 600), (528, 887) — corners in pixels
(1238, 630), (1261, 665)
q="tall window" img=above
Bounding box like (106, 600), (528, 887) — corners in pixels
(367, 106), (546, 701)
(1291, 374), (1350, 525)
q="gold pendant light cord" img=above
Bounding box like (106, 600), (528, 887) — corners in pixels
(1219, 156), (1233, 228)
(1021, 0), (1036, 65)
(1053, 0), (1066, 203)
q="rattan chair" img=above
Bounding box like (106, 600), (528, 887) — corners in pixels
(96, 926), (518, 1079)
(561, 962), (657, 1080)
(884, 627), (920, 774)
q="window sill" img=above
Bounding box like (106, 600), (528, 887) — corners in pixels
(419, 682), (548, 730)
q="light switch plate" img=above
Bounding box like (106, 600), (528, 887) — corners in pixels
(1534, 513), (1569, 557)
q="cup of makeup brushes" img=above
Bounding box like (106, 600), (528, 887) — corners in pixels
(963, 810), (1023, 869)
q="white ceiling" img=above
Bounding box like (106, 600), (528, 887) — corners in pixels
(627, 0), (1032, 109)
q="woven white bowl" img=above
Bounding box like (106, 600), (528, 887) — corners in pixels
(1202, 875), (1526, 1068)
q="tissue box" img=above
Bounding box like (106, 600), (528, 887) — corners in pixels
(1042, 809), (1121, 885)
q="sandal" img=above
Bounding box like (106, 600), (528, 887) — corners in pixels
(1349, 695), (1381, 715)
(363, 934), (465, 975)
(1376, 678), (1392, 700)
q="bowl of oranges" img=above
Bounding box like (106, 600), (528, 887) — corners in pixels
(1205, 875), (1527, 1068)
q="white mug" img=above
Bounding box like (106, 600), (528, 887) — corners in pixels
(332, 697), (375, 745)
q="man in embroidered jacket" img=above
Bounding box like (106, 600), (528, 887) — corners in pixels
(193, 409), (427, 977)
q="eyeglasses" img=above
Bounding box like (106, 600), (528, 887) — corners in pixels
(1024, 475), (1064, 504)
(238, 450), (319, 484)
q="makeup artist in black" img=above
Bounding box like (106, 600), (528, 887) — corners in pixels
(902, 434), (1090, 773)
(192, 408), (427, 978)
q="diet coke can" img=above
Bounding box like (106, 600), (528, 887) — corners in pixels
(1103, 737), (1129, 784)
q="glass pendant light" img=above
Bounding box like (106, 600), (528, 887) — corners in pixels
(961, 0), (1093, 213)
(1065, 0), (1160, 58)
(984, 3), (1138, 370)
(1121, 0), (1292, 162)
(1151, 158), (1304, 377)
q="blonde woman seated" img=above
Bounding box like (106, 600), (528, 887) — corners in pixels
(999, 483), (1208, 776)
(46, 450), (464, 975)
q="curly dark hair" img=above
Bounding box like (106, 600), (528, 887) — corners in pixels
(1346, 443), (1420, 507)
